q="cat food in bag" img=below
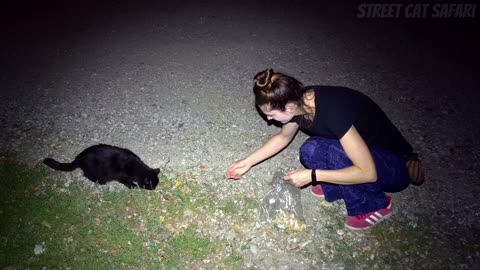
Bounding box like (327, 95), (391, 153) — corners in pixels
(259, 170), (306, 232)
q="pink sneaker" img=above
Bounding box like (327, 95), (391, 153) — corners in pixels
(311, 184), (324, 198)
(345, 195), (393, 230)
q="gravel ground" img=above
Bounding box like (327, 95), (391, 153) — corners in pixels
(1, 1), (479, 269)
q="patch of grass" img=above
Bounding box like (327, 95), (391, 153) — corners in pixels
(0, 155), (247, 269)
(1, 153), (444, 269)
(368, 215), (435, 269)
(221, 200), (237, 214)
(241, 195), (259, 211)
(222, 252), (247, 270)
(221, 195), (259, 217)
(303, 199), (435, 270)
(160, 227), (213, 268)
(0, 154), (57, 266)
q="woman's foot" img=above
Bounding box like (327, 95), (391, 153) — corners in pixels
(311, 184), (324, 198)
(345, 195), (393, 230)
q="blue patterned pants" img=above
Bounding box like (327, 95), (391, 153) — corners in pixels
(300, 137), (410, 216)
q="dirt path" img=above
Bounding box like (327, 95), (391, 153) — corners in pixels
(1, 1), (479, 269)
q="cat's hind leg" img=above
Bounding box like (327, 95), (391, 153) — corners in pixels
(118, 177), (137, 189)
(83, 172), (107, 185)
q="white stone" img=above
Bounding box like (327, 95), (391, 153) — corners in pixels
(249, 244), (259, 256)
(34, 244), (45, 255)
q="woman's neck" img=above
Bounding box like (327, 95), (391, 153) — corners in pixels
(292, 90), (315, 117)
(304, 90), (315, 108)
(301, 89), (315, 116)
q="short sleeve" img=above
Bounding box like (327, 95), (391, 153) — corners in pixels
(323, 107), (355, 140)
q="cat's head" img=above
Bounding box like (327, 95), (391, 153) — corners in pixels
(140, 168), (160, 190)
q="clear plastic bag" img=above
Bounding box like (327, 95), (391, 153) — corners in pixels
(259, 170), (306, 231)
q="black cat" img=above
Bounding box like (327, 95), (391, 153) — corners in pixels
(43, 144), (160, 190)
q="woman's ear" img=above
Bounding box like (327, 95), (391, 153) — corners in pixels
(285, 103), (297, 114)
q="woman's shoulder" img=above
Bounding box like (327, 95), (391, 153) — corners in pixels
(308, 86), (368, 104)
(307, 85), (358, 101)
(306, 85), (358, 93)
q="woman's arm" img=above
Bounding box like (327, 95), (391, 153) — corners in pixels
(245, 122), (299, 165)
(226, 122), (299, 179)
(284, 125), (377, 186)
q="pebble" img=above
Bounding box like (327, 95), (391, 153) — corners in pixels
(249, 244), (259, 256)
(183, 209), (193, 217)
(225, 232), (236, 241)
(34, 243), (45, 255)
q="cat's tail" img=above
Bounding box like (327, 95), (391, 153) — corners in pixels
(43, 158), (77, 172)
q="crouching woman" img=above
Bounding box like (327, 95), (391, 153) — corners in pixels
(226, 68), (424, 230)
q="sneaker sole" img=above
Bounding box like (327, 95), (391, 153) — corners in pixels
(344, 210), (393, 231)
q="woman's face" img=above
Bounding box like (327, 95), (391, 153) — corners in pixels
(259, 103), (297, 124)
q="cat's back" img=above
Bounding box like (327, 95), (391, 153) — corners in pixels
(76, 144), (140, 161)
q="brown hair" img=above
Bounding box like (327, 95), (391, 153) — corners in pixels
(253, 68), (314, 125)
(253, 68), (306, 111)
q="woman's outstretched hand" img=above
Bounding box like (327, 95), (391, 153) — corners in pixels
(283, 168), (312, 187)
(226, 159), (252, 179)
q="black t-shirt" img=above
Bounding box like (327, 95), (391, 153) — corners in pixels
(290, 85), (415, 160)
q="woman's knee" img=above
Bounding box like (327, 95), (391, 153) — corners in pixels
(299, 137), (337, 168)
(299, 137), (319, 162)
(300, 137), (353, 170)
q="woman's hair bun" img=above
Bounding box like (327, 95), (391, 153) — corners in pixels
(254, 68), (274, 88)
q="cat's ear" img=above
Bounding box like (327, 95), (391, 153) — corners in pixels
(153, 168), (160, 174)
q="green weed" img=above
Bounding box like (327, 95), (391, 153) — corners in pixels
(0, 155), (244, 269)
